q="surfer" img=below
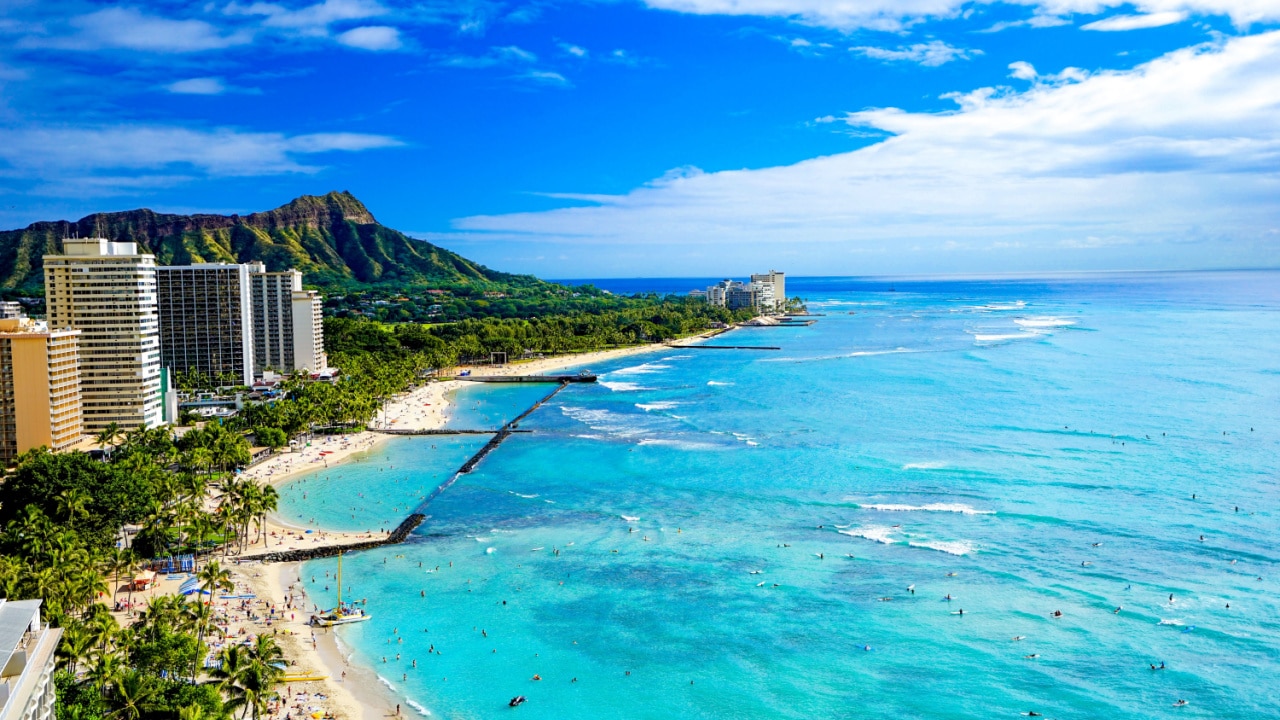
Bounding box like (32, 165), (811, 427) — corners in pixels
(1012, 636), (1025, 641)
(1052, 610), (1062, 618)
(1114, 606), (1122, 614)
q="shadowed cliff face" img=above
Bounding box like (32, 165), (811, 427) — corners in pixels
(0, 191), (512, 291)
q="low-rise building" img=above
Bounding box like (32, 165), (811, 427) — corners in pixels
(0, 318), (82, 464)
(0, 599), (61, 720)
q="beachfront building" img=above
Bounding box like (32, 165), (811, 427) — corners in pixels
(0, 319), (82, 464)
(0, 599), (61, 720)
(750, 270), (786, 312)
(157, 263), (256, 386)
(44, 239), (163, 432)
(250, 269), (327, 374)
(697, 272), (784, 313)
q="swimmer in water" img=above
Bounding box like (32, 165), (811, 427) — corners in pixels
(1114, 606), (1122, 614)
(1012, 636), (1025, 641)
(1052, 610), (1063, 618)
(1025, 654), (1039, 659)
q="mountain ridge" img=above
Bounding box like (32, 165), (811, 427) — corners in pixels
(0, 191), (519, 292)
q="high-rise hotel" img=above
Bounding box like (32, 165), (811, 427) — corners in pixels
(44, 239), (163, 432)
(0, 318), (82, 464)
(156, 263), (256, 385)
(249, 269), (326, 374)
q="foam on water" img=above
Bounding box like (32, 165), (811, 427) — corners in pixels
(1015, 316), (1078, 328)
(598, 380), (651, 392)
(610, 363), (673, 376)
(908, 539), (976, 556)
(707, 380), (733, 386)
(902, 461), (947, 470)
(857, 502), (995, 515)
(636, 401), (680, 412)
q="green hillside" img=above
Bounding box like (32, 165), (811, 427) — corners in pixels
(0, 191), (524, 292)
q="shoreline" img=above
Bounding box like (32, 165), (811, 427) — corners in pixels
(232, 339), (709, 719)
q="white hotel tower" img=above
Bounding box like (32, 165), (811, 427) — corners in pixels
(44, 239), (163, 432)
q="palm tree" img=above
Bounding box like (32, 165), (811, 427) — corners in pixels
(257, 485), (279, 548)
(54, 488), (92, 531)
(86, 648), (123, 696)
(57, 622), (95, 676)
(192, 561), (234, 680)
(95, 422), (123, 452)
(211, 645), (250, 716)
(110, 669), (158, 720)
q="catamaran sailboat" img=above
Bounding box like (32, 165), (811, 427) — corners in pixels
(310, 551), (371, 627)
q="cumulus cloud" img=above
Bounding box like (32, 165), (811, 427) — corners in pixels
(851, 40), (980, 66)
(641, 0), (1280, 30)
(336, 25), (401, 50)
(1081, 11), (1188, 30)
(451, 31), (1280, 272)
(0, 125), (401, 182)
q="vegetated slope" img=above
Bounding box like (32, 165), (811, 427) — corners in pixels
(0, 191), (521, 292)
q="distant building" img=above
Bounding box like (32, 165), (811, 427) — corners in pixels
(0, 318), (82, 464)
(750, 270), (786, 312)
(0, 303), (22, 320)
(697, 271), (785, 313)
(44, 239), (163, 432)
(250, 269), (326, 374)
(156, 263), (256, 386)
(0, 599), (62, 720)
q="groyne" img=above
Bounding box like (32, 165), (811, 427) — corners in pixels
(245, 383), (570, 564)
(371, 428), (531, 436)
(452, 374), (596, 383)
(669, 345), (781, 350)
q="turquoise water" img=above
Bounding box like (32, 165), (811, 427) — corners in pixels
(282, 272), (1280, 719)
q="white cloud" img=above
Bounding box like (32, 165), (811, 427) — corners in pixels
(560, 43), (588, 57)
(851, 40), (980, 66)
(1008, 60), (1038, 79)
(223, 0), (385, 31)
(519, 70), (571, 87)
(641, 0), (1280, 30)
(442, 45), (537, 68)
(336, 25), (401, 50)
(166, 77), (229, 95)
(0, 125), (401, 181)
(47, 7), (252, 53)
(1081, 11), (1188, 30)
(451, 32), (1280, 273)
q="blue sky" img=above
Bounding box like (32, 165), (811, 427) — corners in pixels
(2, 1), (1278, 277)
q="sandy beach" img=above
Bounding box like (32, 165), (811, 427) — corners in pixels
(223, 340), (695, 719)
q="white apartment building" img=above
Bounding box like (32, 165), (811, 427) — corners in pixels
(291, 289), (326, 373)
(0, 599), (61, 720)
(250, 269), (326, 374)
(750, 270), (786, 312)
(156, 263), (256, 386)
(44, 239), (163, 431)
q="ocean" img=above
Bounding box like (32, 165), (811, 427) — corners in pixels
(280, 271), (1280, 719)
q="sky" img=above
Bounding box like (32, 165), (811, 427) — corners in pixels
(1, 1), (1278, 278)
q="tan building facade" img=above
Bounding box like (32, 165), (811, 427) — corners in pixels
(44, 239), (163, 432)
(0, 319), (82, 464)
